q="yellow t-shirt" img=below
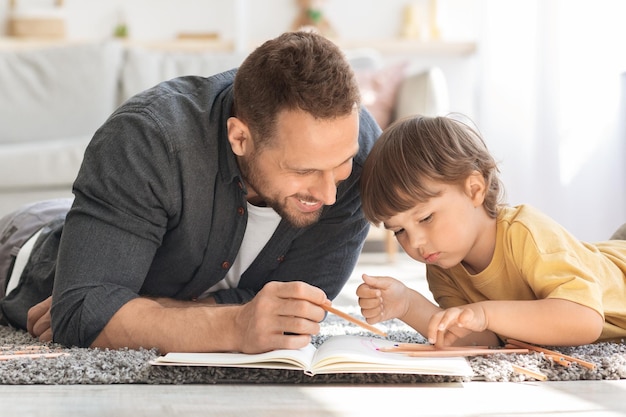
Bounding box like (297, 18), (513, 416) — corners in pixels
(426, 204), (626, 342)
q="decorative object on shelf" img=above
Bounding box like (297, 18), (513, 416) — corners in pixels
(113, 24), (128, 39)
(112, 10), (128, 39)
(6, 0), (66, 38)
(400, 0), (441, 41)
(428, 0), (441, 40)
(291, 0), (337, 38)
(401, 3), (423, 40)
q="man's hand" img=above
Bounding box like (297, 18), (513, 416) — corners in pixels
(26, 296), (53, 342)
(234, 281), (329, 353)
(93, 281), (331, 354)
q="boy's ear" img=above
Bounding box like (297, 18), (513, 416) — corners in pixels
(227, 117), (252, 156)
(466, 170), (487, 207)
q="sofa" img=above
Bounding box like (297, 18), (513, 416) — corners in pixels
(0, 40), (449, 251)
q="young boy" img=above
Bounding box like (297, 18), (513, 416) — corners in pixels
(357, 115), (626, 347)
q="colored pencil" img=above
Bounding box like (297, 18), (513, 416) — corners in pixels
(322, 304), (387, 337)
(506, 339), (596, 370)
(511, 364), (548, 381)
(379, 343), (491, 352)
(404, 348), (529, 357)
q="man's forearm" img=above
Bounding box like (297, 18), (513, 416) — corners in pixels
(90, 297), (241, 353)
(146, 295), (217, 307)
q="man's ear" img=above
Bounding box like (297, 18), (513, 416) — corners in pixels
(227, 117), (252, 156)
(466, 170), (487, 207)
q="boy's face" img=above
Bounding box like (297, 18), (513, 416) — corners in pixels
(382, 179), (493, 273)
(237, 108), (360, 228)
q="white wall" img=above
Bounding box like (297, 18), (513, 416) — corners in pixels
(0, 0), (480, 116)
(1, 0), (478, 43)
(2, 0), (624, 241)
(477, 0), (626, 241)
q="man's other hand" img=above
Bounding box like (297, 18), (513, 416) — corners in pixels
(27, 296), (53, 342)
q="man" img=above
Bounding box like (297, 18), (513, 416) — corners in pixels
(0, 31), (381, 354)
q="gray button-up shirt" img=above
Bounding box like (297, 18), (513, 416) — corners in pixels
(51, 70), (381, 348)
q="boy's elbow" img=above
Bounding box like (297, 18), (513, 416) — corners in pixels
(588, 311), (605, 343)
(575, 309), (604, 345)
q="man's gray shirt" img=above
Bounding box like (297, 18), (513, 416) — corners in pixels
(50, 70), (381, 347)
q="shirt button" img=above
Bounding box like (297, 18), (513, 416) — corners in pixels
(237, 206), (245, 216)
(277, 256), (285, 263)
(221, 261), (231, 269)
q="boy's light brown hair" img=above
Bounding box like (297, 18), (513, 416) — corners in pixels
(360, 115), (504, 225)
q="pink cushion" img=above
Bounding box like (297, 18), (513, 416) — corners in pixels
(355, 62), (408, 129)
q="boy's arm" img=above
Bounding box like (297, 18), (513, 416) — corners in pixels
(429, 298), (604, 347)
(357, 274), (502, 346)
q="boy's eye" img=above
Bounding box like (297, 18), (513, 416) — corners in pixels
(420, 214), (433, 224)
(393, 229), (405, 236)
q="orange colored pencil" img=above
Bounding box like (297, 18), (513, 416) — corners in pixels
(506, 339), (596, 370)
(511, 364), (548, 381)
(380, 343), (491, 352)
(0, 352), (68, 361)
(322, 304), (387, 337)
(405, 348), (529, 358)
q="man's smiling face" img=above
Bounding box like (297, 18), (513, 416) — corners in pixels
(235, 107), (360, 228)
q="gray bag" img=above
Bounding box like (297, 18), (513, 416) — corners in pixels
(0, 199), (73, 296)
(0, 199), (72, 327)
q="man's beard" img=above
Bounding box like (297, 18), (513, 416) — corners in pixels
(238, 155), (323, 229)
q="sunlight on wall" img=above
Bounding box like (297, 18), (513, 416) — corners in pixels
(556, 0), (626, 185)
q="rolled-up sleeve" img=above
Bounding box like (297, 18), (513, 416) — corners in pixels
(51, 109), (173, 347)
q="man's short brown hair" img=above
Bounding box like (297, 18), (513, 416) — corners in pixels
(233, 31), (361, 147)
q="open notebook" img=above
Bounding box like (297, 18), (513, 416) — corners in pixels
(150, 334), (474, 377)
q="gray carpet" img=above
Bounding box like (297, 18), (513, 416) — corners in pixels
(1, 316), (626, 384)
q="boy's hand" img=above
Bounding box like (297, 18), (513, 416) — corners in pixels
(356, 274), (410, 324)
(427, 305), (487, 346)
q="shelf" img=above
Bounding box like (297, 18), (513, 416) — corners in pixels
(0, 36), (476, 56)
(0, 37), (235, 53)
(122, 38), (235, 53)
(0, 37), (81, 49)
(335, 39), (477, 56)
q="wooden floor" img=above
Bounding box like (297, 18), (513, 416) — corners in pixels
(2, 252), (625, 417)
(2, 381), (626, 416)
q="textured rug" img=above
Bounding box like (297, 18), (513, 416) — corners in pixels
(1, 316), (626, 385)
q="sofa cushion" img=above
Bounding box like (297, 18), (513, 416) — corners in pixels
(120, 46), (246, 103)
(354, 61), (408, 129)
(0, 136), (90, 189)
(0, 41), (123, 144)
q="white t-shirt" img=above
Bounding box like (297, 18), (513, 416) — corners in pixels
(200, 202), (281, 298)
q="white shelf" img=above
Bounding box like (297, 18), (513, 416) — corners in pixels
(335, 39), (477, 56)
(0, 36), (476, 57)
